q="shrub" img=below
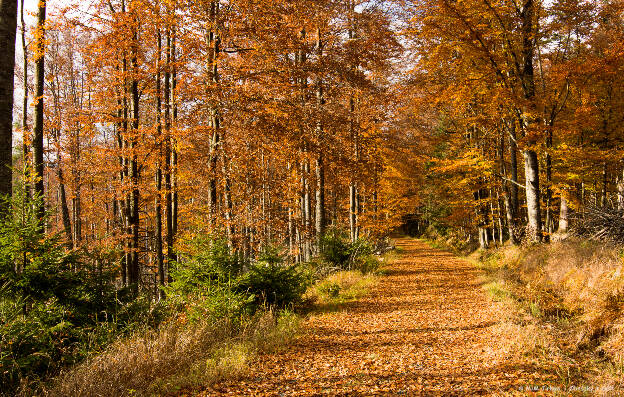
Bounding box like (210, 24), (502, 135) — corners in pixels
(318, 281), (341, 298)
(0, 193), (146, 394)
(319, 228), (352, 268)
(172, 236), (245, 288)
(235, 260), (310, 309)
(357, 255), (381, 274)
(168, 237), (311, 319)
(318, 228), (382, 273)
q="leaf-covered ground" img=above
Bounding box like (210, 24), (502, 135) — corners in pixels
(202, 238), (559, 395)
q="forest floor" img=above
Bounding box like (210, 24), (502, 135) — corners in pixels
(200, 238), (580, 396)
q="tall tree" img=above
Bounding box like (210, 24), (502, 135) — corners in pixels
(33, 0), (47, 222)
(520, 0), (542, 242)
(21, 0), (29, 195)
(0, 0), (18, 209)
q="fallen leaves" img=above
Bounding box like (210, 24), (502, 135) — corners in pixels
(200, 239), (559, 396)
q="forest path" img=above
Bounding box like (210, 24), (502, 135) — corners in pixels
(204, 238), (555, 396)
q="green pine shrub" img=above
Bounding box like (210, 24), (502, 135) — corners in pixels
(235, 260), (311, 309)
(318, 228), (381, 274)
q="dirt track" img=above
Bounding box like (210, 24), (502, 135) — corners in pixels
(204, 238), (556, 396)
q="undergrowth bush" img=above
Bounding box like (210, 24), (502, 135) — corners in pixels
(235, 261), (310, 309)
(169, 238), (312, 320)
(421, 225), (479, 255)
(0, 193), (140, 394)
(319, 228), (382, 273)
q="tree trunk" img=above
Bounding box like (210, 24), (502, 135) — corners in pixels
(0, 0), (17, 208)
(500, 124), (517, 244)
(524, 149), (542, 242)
(155, 29), (165, 299)
(127, 26), (141, 292)
(71, 74), (84, 247)
(164, 28), (175, 270)
(51, 122), (71, 247)
(115, 67), (128, 286)
(207, 3), (219, 225)
(315, 27), (326, 246)
(223, 158), (234, 248)
(503, 193), (515, 244)
(545, 124), (553, 239)
(348, 6), (360, 242)
(521, 0), (541, 242)
(33, 0), (47, 223)
(302, 159), (311, 262)
(601, 162), (608, 208)
(475, 187), (490, 249)
(171, 27), (179, 246)
(617, 167), (624, 210)
(57, 166), (73, 248)
(21, 0), (29, 199)
(496, 191), (504, 245)
(508, 122), (519, 219)
(558, 194), (568, 234)
(349, 96), (359, 242)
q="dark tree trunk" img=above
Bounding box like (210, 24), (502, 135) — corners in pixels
(207, 2), (219, 225)
(171, 30), (179, 249)
(155, 29), (165, 299)
(0, 0), (17, 209)
(21, 0), (28, 199)
(349, 96), (359, 242)
(127, 27), (141, 292)
(315, 27), (326, 245)
(164, 28), (175, 271)
(33, 0), (47, 223)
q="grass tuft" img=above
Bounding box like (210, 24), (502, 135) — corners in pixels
(307, 270), (377, 308)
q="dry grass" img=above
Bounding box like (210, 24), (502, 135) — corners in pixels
(306, 270), (377, 306)
(38, 310), (300, 397)
(480, 240), (624, 390)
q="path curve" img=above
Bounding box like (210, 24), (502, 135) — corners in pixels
(204, 238), (553, 396)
